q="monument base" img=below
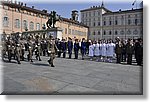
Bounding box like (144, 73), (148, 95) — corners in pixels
(47, 27), (63, 40)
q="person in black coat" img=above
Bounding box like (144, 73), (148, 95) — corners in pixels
(74, 39), (80, 59)
(61, 39), (67, 58)
(134, 38), (143, 66)
(67, 37), (73, 59)
(121, 41), (127, 62)
(81, 38), (86, 60)
(126, 39), (134, 65)
(56, 39), (62, 57)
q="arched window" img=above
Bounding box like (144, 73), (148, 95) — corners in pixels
(127, 30), (131, 35)
(36, 23), (40, 30)
(3, 16), (9, 27)
(23, 20), (28, 30)
(29, 21), (34, 30)
(15, 19), (20, 28)
(120, 30), (124, 35)
(133, 29), (138, 35)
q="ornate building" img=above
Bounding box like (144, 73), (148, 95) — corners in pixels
(80, 3), (143, 40)
(0, 1), (88, 40)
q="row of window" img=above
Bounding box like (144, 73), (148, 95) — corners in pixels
(3, 17), (41, 30)
(82, 11), (101, 18)
(82, 12), (139, 19)
(83, 18), (142, 27)
(92, 29), (142, 35)
(64, 28), (86, 36)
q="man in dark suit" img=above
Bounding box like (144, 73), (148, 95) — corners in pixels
(67, 37), (73, 59)
(134, 38), (143, 66)
(61, 39), (67, 58)
(81, 38), (87, 60)
(74, 39), (80, 59)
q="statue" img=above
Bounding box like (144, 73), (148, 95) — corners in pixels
(46, 11), (60, 28)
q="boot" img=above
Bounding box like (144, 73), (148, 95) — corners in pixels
(51, 64), (55, 67)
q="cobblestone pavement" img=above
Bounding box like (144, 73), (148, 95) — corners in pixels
(0, 54), (142, 95)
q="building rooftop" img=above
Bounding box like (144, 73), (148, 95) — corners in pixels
(80, 6), (112, 12)
(1, 1), (49, 16)
(103, 8), (143, 15)
(1, 1), (88, 28)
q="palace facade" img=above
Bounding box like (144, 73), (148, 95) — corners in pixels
(0, 0), (88, 40)
(80, 3), (143, 40)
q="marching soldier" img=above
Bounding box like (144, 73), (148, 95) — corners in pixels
(15, 40), (21, 64)
(1, 39), (7, 61)
(20, 42), (25, 61)
(6, 37), (12, 62)
(27, 36), (33, 63)
(34, 36), (42, 61)
(47, 35), (58, 67)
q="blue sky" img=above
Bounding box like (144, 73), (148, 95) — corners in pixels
(24, 0), (143, 19)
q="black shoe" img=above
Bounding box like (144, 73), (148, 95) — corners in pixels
(51, 64), (55, 67)
(47, 59), (51, 64)
(18, 62), (21, 64)
(39, 59), (42, 61)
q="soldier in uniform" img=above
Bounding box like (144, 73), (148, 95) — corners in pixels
(15, 39), (21, 64)
(34, 35), (42, 61)
(1, 38), (7, 61)
(27, 36), (33, 63)
(6, 37), (12, 62)
(47, 35), (58, 67)
(20, 42), (25, 61)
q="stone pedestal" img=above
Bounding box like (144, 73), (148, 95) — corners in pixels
(47, 27), (63, 40)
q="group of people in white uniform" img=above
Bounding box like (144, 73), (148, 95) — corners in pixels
(88, 39), (116, 62)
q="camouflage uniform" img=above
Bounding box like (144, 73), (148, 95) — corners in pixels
(15, 42), (21, 64)
(47, 37), (58, 67)
(6, 39), (13, 62)
(1, 40), (7, 61)
(27, 40), (33, 62)
(20, 43), (25, 61)
(34, 39), (42, 61)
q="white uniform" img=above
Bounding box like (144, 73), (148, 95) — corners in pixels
(94, 43), (100, 56)
(107, 43), (116, 57)
(88, 45), (94, 57)
(99, 43), (102, 56)
(101, 43), (107, 56)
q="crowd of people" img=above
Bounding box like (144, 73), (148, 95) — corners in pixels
(0, 35), (143, 67)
